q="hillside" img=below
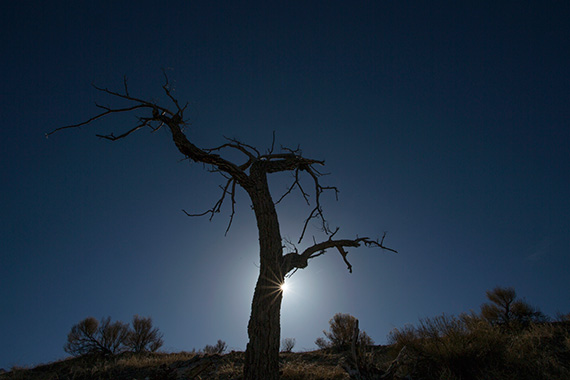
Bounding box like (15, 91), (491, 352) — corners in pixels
(2, 321), (569, 380)
(0, 348), (390, 380)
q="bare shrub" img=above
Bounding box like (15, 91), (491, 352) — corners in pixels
(386, 324), (417, 349)
(64, 316), (130, 356)
(281, 338), (296, 353)
(316, 313), (373, 351)
(125, 315), (164, 353)
(64, 317), (99, 356)
(203, 339), (227, 355)
(481, 286), (548, 328)
(65, 315), (164, 357)
(315, 337), (331, 350)
(99, 317), (130, 354)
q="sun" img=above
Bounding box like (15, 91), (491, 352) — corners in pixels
(280, 281), (289, 294)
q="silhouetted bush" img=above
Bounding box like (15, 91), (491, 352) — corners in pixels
(281, 338), (296, 352)
(315, 313), (373, 351)
(64, 316), (130, 356)
(125, 315), (164, 353)
(65, 315), (163, 357)
(203, 339), (227, 354)
(315, 337), (330, 350)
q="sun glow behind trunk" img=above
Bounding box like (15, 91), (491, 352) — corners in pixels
(280, 281), (289, 294)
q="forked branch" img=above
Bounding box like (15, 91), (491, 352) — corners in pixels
(182, 177), (238, 235)
(299, 164), (339, 243)
(46, 75), (251, 186)
(281, 232), (397, 275)
(270, 155), (338, 243)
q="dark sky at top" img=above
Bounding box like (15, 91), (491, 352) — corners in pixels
(1, 0), (569, 369)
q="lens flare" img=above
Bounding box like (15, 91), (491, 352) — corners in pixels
(280, 281), (289, 294)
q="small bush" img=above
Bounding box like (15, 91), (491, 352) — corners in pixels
(64, 316), (130, 356)
(316, 313), (373, 351)
(125, 315), (164, 353)
(315, 337), (331, 350)
(203, 339), (227, 355)
(281, 338), (296, 353)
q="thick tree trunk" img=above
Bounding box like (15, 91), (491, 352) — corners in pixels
(244, 164), (284, 380)
(244, 269), (283, 379)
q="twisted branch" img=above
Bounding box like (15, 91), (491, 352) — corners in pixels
(183, 177), (238, 235)
(281, 232), (397, 275)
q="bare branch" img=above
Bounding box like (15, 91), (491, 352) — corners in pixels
(281, 145), (302, 155)
(47, 79), (251, 187)
(267, 131), (276, 155)
(281, 234), (397, 275)
(227, 137), (261, 157)
(182, 177), (239, 235)
(161, 72), (183, 114)
(254, 148), (337, 244)
(96, 119), (151, 141)
(296, 164), (339, 243)
(183, 178), (233, 220)
(336, 246), (352, 273)
(123, 75), (129, 97)
(275, 169), (310, 206)
(225, 179), (238, 235)
(46, 104), (149, 137)
(91, 84), (171, 114)
(205, 137), (259, 162)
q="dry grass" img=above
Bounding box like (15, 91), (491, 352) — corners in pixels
(0, 350), (352, 380)
(280, 352), (350, 380)
(0, 351), (198, 380)
(281, 361), (348, 379)
(387, 315), (570, 380)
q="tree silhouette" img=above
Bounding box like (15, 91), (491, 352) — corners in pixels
(48, 75), (396, 379)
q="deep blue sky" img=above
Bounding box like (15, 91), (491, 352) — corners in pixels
(1, 0), (569, 370)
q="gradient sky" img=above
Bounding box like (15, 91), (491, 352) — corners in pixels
(1, 0), (569, 370)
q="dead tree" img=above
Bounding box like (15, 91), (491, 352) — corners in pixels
(47, 75), (397, 380)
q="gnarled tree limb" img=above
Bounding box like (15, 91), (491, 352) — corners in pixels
(281, 232), (397, 275)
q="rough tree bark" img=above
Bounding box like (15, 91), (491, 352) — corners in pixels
(244, 161), (285, 378)
(48, 75), (396, 380)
